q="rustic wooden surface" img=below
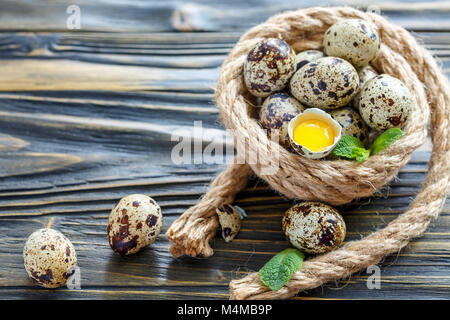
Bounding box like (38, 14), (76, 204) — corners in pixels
(0, 0), (449, 300)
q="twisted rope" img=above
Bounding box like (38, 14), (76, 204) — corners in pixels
(166, 160), (252, 257)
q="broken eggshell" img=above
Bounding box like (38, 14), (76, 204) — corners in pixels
(216, 204), (246, 242)
(288, 108), (342, 159)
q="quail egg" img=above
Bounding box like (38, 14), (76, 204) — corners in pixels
(359, 74), (413, 130)
(23, 228), (77, 288)
(282, 202), (346, 254)
(259, 92), (305, 149)
(244, 38), (296, 97)
(108, 194), (162, 255)
(295, 50), (324, 71)
(290, 57), (359, 109)
(323, 19), (381, 68)
(351, 65), (379, 109)
(329, 107), (370, 146)
(216, 204), (247, 242)
(288, 108), (342, 159)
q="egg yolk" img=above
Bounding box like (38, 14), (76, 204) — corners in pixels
(293, 119), (334, 152)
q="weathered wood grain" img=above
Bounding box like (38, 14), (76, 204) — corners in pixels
(0, 191), (449, 299)
(1, 0), (450, 32)
(0, 32), (449, 92)
(0, 2), (449, 300)
(0, 134), (29, 152)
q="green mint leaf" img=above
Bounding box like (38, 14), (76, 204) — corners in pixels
(353, 147), (371, 162)
(370, 128), (404, 155)
(259, 248), (305, 291)
(332, 136), (370, 162)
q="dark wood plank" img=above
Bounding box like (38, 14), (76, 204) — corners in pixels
(0, 184), (449, 299)
(0, 6), (449, 299)
(0, 1), (450, 32)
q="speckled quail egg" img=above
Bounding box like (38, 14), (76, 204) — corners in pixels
(351, 65), (379, 109)
(244, 38), (296, 97)
(282, 202), (346, 254)
(290, 57), (359, 109)
(108, 194), (162, 255)
(216, 204), (247, 242)
(323, 19), (381, 68)
(358, 65), (379, 88)
(359, 74), (413, 130)
(23, 228), (77, 288)
(295, 50), (324, 71)
(288, 108), (342, 159)
(259, 92), (306, 149)
(329, 107), (370, 146)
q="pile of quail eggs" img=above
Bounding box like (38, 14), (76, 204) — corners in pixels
(246, 18), (413, 159)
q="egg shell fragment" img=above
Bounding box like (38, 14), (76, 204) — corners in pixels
(290, 57), (359, 110)
(23, 228), (77, 288)
(107, 194), (162, 255)
(324, 19), (381, 68)
(259, 92), (305, 149)
(329, 107), (370, 146)
(295, 50), (324, 71)
(359, 74), (413, 130)
(282, 202), (346, 254)
(216, 204), (243, 242)
(244, 38), (296, 97)
(288, 108), (342, 159)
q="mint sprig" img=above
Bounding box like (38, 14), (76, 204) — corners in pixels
(332, 136), (370, 162)
(332, 128), (404, 162)
(369, 128), (404, 155)
(259, 248), (305, 291)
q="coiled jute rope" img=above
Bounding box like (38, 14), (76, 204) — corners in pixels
(167, 7), (450, 299)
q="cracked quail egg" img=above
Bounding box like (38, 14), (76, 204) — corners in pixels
(288, 108), (342, 159)
(244, 38), (296, 97)
(359, 74), (413, 130)
(324, 19), (381, 68)
(282, 202), (346, 254)
(290, 57), (359, 110)
(295, 50), (324, 71)
(216, 204), (247, 242)
(352, 65), (379, 109)
(23, 228), (77, 288)
(108, 194), (162, 255)
(259, 92), (305, 149)
(329, 107), (370, 146)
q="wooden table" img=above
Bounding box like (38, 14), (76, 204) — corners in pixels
(0, 1), (449, 300)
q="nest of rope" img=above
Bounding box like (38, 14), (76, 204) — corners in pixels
(166, 7), (450, 300)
